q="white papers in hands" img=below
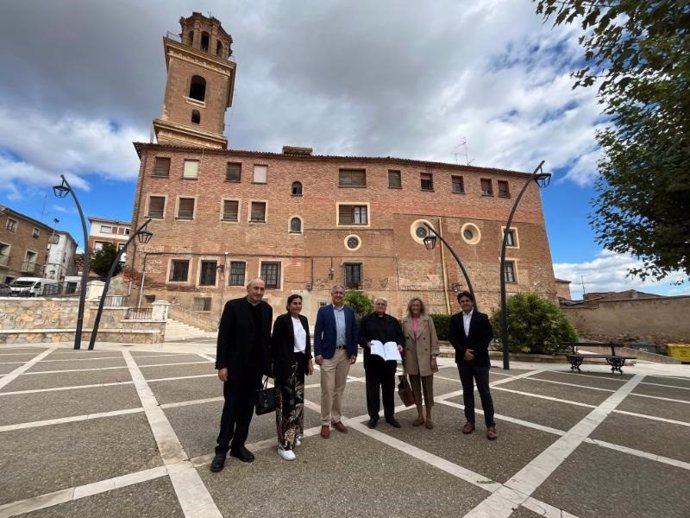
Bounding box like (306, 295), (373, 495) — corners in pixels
(370, 340), (402, 362)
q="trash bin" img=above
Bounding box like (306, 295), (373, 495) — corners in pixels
(666, 343), (690, 363)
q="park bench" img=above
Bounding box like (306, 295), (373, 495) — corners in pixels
(560, 342), (636, 375)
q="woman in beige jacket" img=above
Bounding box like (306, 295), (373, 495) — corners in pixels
(402, 297), (440, 429)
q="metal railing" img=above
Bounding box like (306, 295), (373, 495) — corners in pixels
(126, 307), (153, 320)
(102, 294), (129, 307)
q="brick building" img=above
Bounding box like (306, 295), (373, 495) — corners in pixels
(129, 12), (557, 321)
(88, 217), (132, 259)
(0, 205), (54, 284)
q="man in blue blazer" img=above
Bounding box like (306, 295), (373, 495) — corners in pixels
(313, 285), (358, 438)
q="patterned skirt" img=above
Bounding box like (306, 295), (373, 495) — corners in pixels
(275, 353), (306, 450)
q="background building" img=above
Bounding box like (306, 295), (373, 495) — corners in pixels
(128, 12), (557, 322)
(44, 231), (77, 283)
(88, 217), (131, 261)
(0, 205), (53, 284)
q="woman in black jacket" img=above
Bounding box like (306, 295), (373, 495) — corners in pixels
(270, 294), (313, 460)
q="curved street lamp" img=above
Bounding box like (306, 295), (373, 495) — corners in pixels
(88, 219), (153, 350)
(499, 160), (551, 369)
(53, 175), (90, 350)
(422, 222), (476, 305)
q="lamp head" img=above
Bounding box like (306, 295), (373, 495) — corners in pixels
(535, 172), (551, 188)
(137, 229), (153, 244)
(52, 178), (70, 198)
(423, 234), (437, 251)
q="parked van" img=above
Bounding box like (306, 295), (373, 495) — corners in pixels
(9, 277), (61, 297)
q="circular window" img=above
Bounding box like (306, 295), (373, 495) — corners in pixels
(461, 223), (481, 245)
(410, 219), (434, 245)
(344, 235), (361, 251)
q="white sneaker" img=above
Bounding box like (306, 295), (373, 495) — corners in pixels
(295, 436), (303, 448)
(277, 446), (296, 461)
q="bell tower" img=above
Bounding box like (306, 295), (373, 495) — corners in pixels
(153, 12), (236, 149)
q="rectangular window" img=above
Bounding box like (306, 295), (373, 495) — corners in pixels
(32, 227), (40, 238)
(452, 175), (465, 194)
(153, 157), (171, 177)
(388, 170), (402, 189)
(183, 159), (199, 179)
(169, 260), (190, 282)
(344, 263), (362, 289)
(504, 261), (516, 283)
(420, 173), (433, 191)
(100, 225), (112, 234)
(253, 164), (268, 183)
(177, 198), (195, 220)
(229, 261), (246, 286)
(192, 297), (212, 311)
(261, 262), (281, 289)
(338, 204), (368, 225)
(498, 180), (510, 198)
(6, 218), (18, 232)
(250, 201), (266, 222)
(94, 241), (106, 251)
(504, 229), (517, 247)
(339, 168), (366, 187)
(22, 250), (38, 273)
(481, 179), (493, 196)
(199, 260), (217, 286)
(222, 200), (239, 221)
(226, 162), (241, 182)
(148, 196), (165, 218)
(0, 243), (10, 267)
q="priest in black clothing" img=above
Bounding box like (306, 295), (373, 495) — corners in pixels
(211, 278), (273, 472)
(358, 297), (404, 429)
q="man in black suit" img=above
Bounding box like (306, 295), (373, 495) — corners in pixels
(448, 291), (497, 440)
(211, 278), (273, 472)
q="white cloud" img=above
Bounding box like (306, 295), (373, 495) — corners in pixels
(554, 250), (689, 298)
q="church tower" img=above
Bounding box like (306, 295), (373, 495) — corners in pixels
(153, 12), (236, 149)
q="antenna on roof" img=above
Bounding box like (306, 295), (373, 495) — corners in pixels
(454, 138), (473, 166)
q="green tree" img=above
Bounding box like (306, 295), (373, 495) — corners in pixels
(91, 243), (121, 278)
(491, 293), (577, 354)
(536, 0), (690, 282)
(343, 290), (374, 319)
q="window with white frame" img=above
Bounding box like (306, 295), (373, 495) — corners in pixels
(260, 262), (281, 289)
(169, 260), (190, 282)
(183, 160), (199, 179)
(252, 165), (268, 183)
(338, 204), (368, 225)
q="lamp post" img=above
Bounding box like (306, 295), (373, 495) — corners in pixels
(499, 160), (551, 370)
(422, 222), (476, 304)
(88, 219), (153, 350)
(53, 175), (90, 350)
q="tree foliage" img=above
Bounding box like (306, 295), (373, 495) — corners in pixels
(343, 290), (374, 319)
(430, 314), (451, 341)
(536, 0), (690, 282)
(91, 243), (121, 278)
(491, 293), (577, 354)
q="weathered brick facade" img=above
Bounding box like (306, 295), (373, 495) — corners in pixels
(128, 13), (557, 322)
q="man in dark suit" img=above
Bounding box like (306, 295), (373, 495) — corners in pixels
(448, 290), (497, 440)
(211, 278), (273, 472)
(313, 285), (358, 438)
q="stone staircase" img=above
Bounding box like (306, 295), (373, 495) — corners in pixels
(164, 317), (217, 342)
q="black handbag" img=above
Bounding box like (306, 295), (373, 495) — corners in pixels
(255, 376), (276, 415)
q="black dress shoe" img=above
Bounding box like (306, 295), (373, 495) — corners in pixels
(367, 417), (378, 429)
(229, 445), (255, 463)
(210, 452), (226, 472)
(386, 417), (401, 428)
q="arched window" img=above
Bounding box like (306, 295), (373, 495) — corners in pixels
(189, 75), (206, 102)
(216, 41), (224, 57)
(191, 110), (201, 124)
(201, 31), (210, 52)
(290, 217), (302, 233)
(291, 181), (303, 196)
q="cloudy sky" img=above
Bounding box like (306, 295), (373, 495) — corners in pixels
(0, 0), (687, 298)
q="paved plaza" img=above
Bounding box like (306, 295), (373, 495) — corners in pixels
(0, 342), (689, 518)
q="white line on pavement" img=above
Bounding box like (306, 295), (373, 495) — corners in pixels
(0, 408), (144, 432)
(0, 347), (57, 390)
(0, 381), (134, 397)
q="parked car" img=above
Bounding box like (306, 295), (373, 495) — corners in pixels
(0, 283), (11, 296)
(8, 277), (60, 297)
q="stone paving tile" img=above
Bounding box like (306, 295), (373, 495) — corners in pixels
(0, 363), (21, 374)
(0, 384), (141, 426)
(133, 354), (208, 366)
(0, 353), (47, 362)
(529, 370), (626, 390)
(0, 368), (133, 392)
(26, 357), (127, 372)
(617, 394), (690, 423)
(643, 376), (690, 389)
(148, 376), (220, 405)
(141, 362), (215, 380)
(591, 412), (690, 463)
(496, 378), (612, 406)
(509, 506), (547, 518)
(44, 350), (124, 360)
(0, 414), (162, 506)
(446, 390), (591, 431)
(372, 402), (559, 484)
(198, 426), (489, 517)
(17, 477), (184, 518)
(631, 382), (690, 402)
(533, 443), (690, 518)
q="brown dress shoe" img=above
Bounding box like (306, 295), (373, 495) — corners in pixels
(320, 425), (330, 439)
(462, 422), (475, 434)
(332, 421), (348, 433)
(486, 426), (497, 440)
(412, 417), (425, 427)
